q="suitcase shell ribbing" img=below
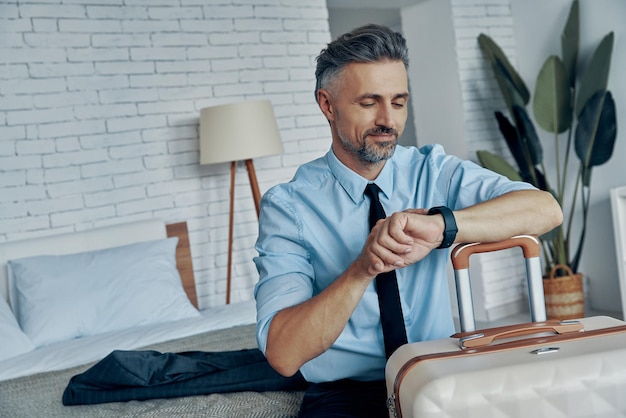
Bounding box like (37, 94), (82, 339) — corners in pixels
(386, 236), (626, 418)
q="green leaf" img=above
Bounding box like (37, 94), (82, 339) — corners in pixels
(512, 105), (543, 165)
(476, 150), (523, 181)
(575, 32), (614, 117)
(493, 60), (528, 113)
(575, 90), (617, 174)
(533, 56), (572, 133)
(494, 111), (526, 174)
(478, 34), (530, 106)
(561, 0), (579, 87)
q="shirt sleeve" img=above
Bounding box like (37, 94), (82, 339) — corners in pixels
(429, 147), (537, 209)
(253, 188), (315, 355)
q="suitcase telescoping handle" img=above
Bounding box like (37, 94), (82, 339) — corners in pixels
(450, 235), (547, 333)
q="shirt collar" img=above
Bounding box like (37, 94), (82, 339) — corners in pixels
(325, 147), (395, 204)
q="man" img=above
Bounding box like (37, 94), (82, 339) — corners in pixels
(253, 24), (562, 417)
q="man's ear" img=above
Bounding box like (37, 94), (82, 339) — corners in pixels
(317, 89), (335, 122)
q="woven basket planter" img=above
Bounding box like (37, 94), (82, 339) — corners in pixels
(543, 264), (585, 320)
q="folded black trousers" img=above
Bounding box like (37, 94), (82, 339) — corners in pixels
(62, 348), (307, 405)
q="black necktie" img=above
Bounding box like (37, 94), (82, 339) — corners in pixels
(364, 183), (408, 358)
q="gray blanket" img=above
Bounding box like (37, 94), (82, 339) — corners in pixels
(0, 324), (304, 418)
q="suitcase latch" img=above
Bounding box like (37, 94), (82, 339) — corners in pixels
(530, 346), (560, 355)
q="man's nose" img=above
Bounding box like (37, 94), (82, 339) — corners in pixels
(375, 103), (396, 129)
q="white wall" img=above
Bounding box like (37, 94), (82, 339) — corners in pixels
(402, 0), (520, 161)
(449, 0), (521, 161)
(0, 0), (332, 308)
(511, 0), (626, 313)
(328, 7), (400, 36)
(402, 0), (467, 156)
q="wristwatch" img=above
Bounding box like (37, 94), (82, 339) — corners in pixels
(427, 206), (458, 249)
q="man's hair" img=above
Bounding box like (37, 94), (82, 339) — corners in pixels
(314, 24), (409, 102)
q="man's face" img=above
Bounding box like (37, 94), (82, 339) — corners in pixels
(319, 60), (409, 171)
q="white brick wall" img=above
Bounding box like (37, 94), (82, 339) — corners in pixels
(451, 0), (518, 160)
(0, 0), (331, 308)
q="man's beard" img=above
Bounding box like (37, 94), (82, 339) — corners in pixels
(339, 127), (399, 163)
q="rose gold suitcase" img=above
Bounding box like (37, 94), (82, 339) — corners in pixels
(386, 235), (626, 418)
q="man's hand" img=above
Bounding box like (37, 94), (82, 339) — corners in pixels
(354, 209), (443, 276)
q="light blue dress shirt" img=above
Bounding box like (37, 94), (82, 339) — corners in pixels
(254, 144), (535, 383)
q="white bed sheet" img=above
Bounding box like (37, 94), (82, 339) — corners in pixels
(0, 300), (256, 382)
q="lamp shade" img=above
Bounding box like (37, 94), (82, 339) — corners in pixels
(199, 100), (284, 165)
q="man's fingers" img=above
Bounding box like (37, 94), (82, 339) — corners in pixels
(371, 220), (413, 256)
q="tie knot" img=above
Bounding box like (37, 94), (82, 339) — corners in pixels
(364, 183), (381, 200)
(365, 183), (386, 227)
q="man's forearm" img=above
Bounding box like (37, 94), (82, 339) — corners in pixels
(453, 190), (562, 244)
(264, 262), (373, 377)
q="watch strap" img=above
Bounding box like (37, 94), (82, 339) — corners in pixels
(427, 206), (457, 249)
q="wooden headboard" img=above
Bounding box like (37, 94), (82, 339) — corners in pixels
(166, 222), (198, 308)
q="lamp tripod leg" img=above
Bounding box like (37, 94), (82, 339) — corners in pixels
(245, 159), (261, 219)
(226, 161), (236, 305)
(226, 159), (261, 305)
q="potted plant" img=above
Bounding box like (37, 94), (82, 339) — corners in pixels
(475, 0), (618, 319)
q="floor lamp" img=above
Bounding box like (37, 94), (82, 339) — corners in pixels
(199, 100), (284, 304)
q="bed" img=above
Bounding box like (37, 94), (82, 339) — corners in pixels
(0, 219), (304, 417)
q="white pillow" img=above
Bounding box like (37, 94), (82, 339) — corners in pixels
(7, 237), (200, 348)
(0, 297), (35, 361)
